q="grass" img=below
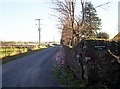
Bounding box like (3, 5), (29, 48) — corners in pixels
(0, 47), (28, 58)
(2, 47), (48, 64)
(54, 67), (82, 87)
(0, 45), (49, 58)
(54, 66), (106, 88)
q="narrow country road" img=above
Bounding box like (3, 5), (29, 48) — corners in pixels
(2, 46), (62, 87)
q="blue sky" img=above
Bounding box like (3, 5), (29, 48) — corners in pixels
(0, 0), (119, 42)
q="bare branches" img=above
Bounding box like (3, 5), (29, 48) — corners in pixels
(52, 0), (77, 46)
(52, 0), (103, 45)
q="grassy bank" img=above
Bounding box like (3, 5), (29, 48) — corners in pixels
(54, 67), (81, 87)
(54, 66), (106, 88)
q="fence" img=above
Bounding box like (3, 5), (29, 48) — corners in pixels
(0, 44), (37, 58)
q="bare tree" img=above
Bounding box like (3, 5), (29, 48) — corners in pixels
(52, 0), (78, 46)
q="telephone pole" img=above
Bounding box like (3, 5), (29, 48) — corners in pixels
(35, 19), (41, 48)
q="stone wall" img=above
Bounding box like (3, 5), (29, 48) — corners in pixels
(63, 40), (120, 88)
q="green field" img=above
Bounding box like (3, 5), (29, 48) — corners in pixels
(0, 47), (29, 58)
(0, 46), (47, 58)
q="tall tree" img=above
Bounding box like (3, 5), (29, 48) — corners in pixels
(81, 2), (101, 39)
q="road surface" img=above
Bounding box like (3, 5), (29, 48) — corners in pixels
(2, 46), (62, 87)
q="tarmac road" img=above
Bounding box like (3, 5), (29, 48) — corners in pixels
(2, 46), (62, 87)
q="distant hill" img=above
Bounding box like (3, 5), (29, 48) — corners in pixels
(112, 32), (120, 41)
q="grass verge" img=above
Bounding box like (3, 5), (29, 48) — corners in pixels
(54, 66), (106, 88)
(54, 66), (82, 87)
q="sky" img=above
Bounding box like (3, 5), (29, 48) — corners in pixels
(0, 0), (119, 42)
(118, 1), (120, 32)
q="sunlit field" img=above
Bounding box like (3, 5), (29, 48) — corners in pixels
(0, 47), (28, 58)
(0, 45), (47, 58)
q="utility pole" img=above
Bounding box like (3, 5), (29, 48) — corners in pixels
(35, 19), (41, 48)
